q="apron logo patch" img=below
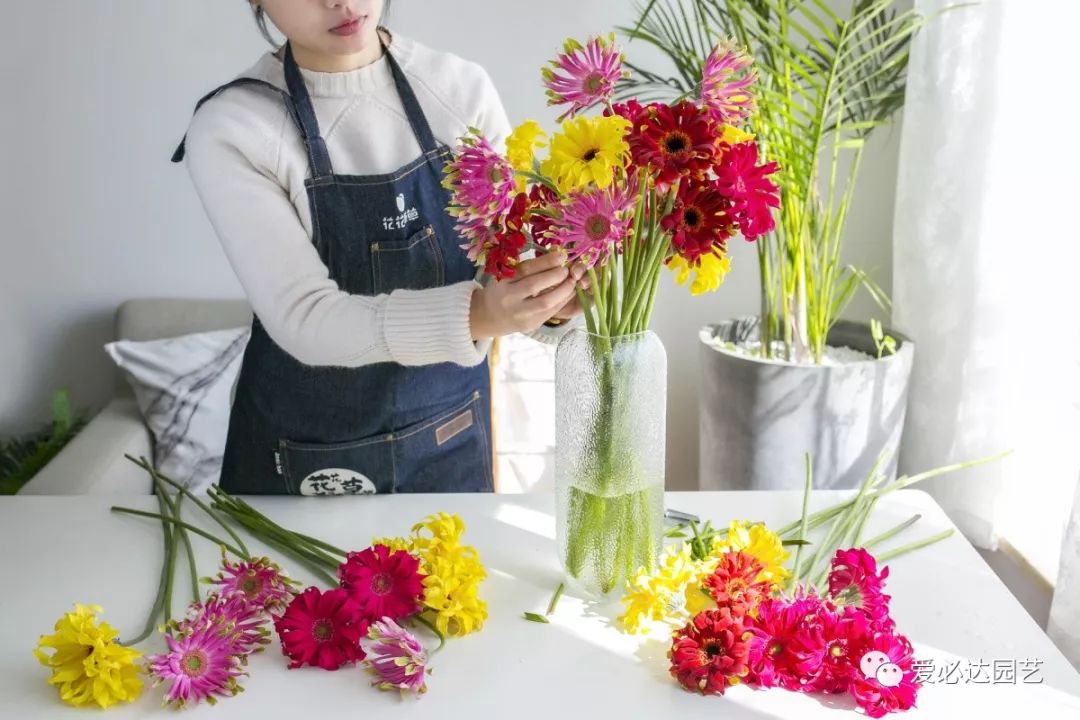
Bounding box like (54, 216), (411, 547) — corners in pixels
(382, 193), (419, 230)
(435, 409), (474, 446)
(299, 468), (378, 496)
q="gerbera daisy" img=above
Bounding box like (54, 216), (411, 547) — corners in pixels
(540, 114), (631, 193)
(848, 630), (921, 717)
(806, 604), (874, 694)
(339, 544), (425, 624)
(669, 607), (753, 695)
(205, 553), (295, 615)
(147, 621), (246, 708)
(543, 34), (626, 120)
(666, 249), (732, 296)
(662, 181), (734, 263)
(632, 101), (719, 185)
(711, 519), (792, 586)
(827, 548), (893, 631)
(619, 543), (705, 634)
(702, 550), (772, 617)
(34, 604), (143, 709)
(274, 587), (367, 671)
(701, 40), (756, 125)
(542, 185), (633, 268)
(713, 141), (780, 240)
(743, 594), (827, 691)
(365, 618), (429, 696)
(505, 120), (547, 192)
(183, 592), (270, 658)
(443, 129), (517, 249)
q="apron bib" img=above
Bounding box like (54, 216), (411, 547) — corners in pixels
(173, 40), (493, 495)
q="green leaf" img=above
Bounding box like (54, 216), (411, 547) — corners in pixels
(523, 612), (550, 624)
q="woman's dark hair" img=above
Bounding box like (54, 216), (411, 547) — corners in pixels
(253, 2), (392, 46)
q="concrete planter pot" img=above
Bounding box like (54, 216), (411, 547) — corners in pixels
(698, 317), (914, 490)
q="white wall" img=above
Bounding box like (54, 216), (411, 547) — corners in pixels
(0, 0), (901, 490)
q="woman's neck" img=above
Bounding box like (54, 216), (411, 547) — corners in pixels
(280, 28), (389, 73)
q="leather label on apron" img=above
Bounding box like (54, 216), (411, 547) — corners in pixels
(435, 408), (474, 446)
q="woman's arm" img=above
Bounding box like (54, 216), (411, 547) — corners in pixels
(184, 107), (491, 369)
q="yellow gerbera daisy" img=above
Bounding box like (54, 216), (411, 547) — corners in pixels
(506, 120), (547, 192)
(668, 250), (732, 296)
(540, 114), (630, 193)
(34, 604), (143, 709)
(711, 520), (791, 586)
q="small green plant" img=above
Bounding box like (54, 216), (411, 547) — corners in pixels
(870, 318), (897, 359)
(0, 390), (87, 495)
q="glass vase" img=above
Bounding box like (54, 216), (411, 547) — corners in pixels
(555, 328), (667, 598)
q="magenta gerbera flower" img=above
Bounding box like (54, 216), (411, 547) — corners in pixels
(365, 618), (429, 696)
(744, 595), (827, 691)
(807, 604), (874, 694)
(147, 621), (247, 708)
(190, 592), (271, 658)
(544, 35), (626, 120)
(713, 141), (780, 240)
(541, 185), (634, 268)
(848, 631), (921, 718)
(206, 553), (295, 615)
(274, 587), (367, 671)
(443, 130), (517, 254)
(828, 548), (893, 631)
(701, 41), (757, 125)
(339, 545), (425, 624)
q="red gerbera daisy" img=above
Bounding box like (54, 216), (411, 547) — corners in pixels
(661, 180), (734, 263)
(632, 101), (720, 185)
(702, 550), (772, 617)
(274, 587), (367, 671)
(669, 607), (752, 695)
(338, 545), (425, 624)
(714, 141), (780, 240)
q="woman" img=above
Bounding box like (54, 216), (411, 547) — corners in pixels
(174, 1), (583, 495)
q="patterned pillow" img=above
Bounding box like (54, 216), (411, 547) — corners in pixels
(105, 327), (250, 493)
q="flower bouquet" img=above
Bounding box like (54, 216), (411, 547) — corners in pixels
(443, 35), (779, 596)
(33, 456), (488, 709)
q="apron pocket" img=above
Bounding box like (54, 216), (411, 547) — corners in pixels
(371, 224), (445, 293)
(276, 434), (395, 496)
(391, 391), (494, 493)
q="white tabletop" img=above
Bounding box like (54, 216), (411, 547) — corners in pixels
(2, 489), (1078, 717)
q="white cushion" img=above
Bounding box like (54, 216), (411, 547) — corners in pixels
(104, 327), (249, 492)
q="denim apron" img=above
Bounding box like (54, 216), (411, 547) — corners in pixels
(173, 41), (493, 495)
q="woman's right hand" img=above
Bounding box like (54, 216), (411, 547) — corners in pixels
(469, 250), (586, 340)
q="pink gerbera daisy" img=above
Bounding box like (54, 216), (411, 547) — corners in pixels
(542, 185), (634, 268)
(807, 604), (874, 694)
(365, 618), (429, 696)
(188, 592), (271, 658)
(669, 607), (753, 695)
(848, 631), (921, 718)
(443, 130), (517, 252)
(701, 41), (757, 125)
(147, 621), (246, 708)
(338, 545), (425, 624)
(206, 553), (295, 615)
(828, 548), (893, 631)
(744, 594), (827, 691)
(713, 141), (780, 240)
(544, 35), (626, 120)
(274, 587), (367, 671)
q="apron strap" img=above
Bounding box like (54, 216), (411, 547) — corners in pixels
(171, 78), (300, 163)
(280, 42), (335, 179)
(383, 45), (441, 156)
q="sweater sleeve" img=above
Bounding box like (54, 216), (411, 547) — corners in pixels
(183, 97), (488, 369)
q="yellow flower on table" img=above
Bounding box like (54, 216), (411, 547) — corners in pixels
(619, 544), (712, 634)
(34, 604), (143, 709)
(711, 520), (791, 586)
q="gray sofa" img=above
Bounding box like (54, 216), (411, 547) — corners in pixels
(20, 298), (253, 495)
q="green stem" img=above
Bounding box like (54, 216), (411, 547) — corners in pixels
(546, 582), (565, 616)
(121, 492), (174, 646)
(148, 468), (199, 606)
(127, 455), (250, 558)
(111, 506), (246, 558)
(414, 613), (447, 654)
(156, 489), (178, 624)
(851, 496), (879, 547)
(863, 514), (922, 551)
(791, 453), (813, 583)
(876, 529), (954, 564)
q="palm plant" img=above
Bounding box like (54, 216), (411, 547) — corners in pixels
(620, 0), (941, 361)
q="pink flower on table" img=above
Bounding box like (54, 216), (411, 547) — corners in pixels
(743, 594), (827, 691)
(147, 606), (250, 708)
(848, 631), (921, 718)
(206, 553), (295, 615)
(365, 617), (429, 696)
(274, 587), (367, 671)
(828, 547), (894, 631)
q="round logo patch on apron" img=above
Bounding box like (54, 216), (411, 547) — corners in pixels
(299, 468), (378, 496)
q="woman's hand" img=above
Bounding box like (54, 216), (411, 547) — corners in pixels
(469, 251), (586, 340)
